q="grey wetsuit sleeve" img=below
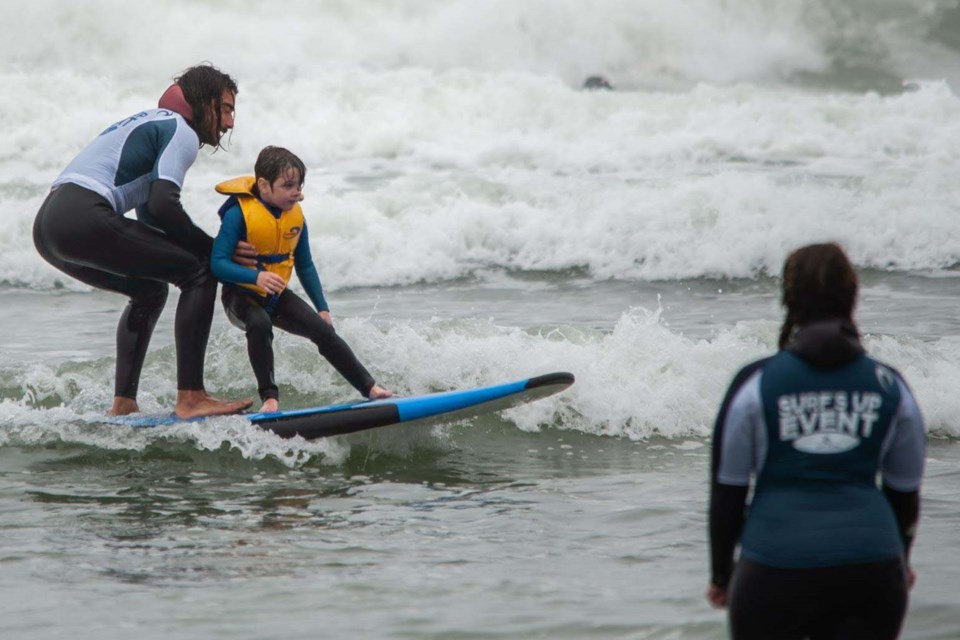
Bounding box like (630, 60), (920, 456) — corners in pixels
(716, 370), (767, 487)
(880, 377), (926, 492)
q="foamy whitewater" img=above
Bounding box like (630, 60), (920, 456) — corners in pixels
(2, 2), (960, 639)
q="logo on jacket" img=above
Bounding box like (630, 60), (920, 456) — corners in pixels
(283, 226), (302, 239)
(875, 365), (896, 392)
(777, 391), (882, 454)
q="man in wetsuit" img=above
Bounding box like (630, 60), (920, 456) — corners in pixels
(33, 63), (253, 419)
(707, 243), (925, 640)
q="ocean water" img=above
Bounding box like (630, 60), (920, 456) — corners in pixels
(3, 1), (960, 638)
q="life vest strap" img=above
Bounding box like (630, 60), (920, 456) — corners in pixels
(257, 253), (289, 265)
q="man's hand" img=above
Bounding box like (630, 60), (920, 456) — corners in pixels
(319, 311), (333, 326)
(233, 240), (258, 267)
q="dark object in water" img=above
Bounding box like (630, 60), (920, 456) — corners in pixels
(582, 75), (614, 91)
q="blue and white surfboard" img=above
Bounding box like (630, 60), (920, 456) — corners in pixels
(105, 372), (574, 440)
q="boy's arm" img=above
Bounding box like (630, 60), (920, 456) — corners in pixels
(293, 224), (330, 312)
(211, 205), (259, 285)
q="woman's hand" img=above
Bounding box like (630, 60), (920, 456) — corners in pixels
(706, 583), (728, 609)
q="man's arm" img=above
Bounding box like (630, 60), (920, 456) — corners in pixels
(233, 240), (258, 267)
(211, 205), (258, 285)
(147, 179), (214, 257)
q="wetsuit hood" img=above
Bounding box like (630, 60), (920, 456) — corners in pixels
(158, 84), (193, 122)
(786, 319), (864, 369)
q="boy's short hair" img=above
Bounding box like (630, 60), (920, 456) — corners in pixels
(255, 146), (306, 185)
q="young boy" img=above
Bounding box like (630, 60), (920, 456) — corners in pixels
(210, 146), (391, 412)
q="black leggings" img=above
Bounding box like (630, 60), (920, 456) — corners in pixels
(33, 183), (216, 396)
(728, 557), (908, 640)
(222, 286), (375, 401)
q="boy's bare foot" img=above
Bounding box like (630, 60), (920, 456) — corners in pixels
(108, 396), (139, 416)
(259, 398), (279, 413)
(175, 390), (253, 419)
(367, 384), (393, 400)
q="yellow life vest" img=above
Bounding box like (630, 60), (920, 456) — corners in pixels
(215, 176), (305, 298)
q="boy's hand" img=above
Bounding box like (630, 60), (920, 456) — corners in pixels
(232, 240), (258, 267)
(319, 311), (333, 326)
(256, 271), (286, 294)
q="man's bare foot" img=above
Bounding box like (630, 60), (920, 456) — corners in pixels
(367, 384), (393, 400)
(259, 398), (279, 413)
(175, 389), (253, 419)
(108, 396), (139, 416)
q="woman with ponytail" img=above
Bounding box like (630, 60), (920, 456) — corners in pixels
(706, 243), (925, 639)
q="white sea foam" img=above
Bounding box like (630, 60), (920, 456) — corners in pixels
(2, 0), (959, 453)
(6, 0), (960, 89)
(4, 70), (960, 289)
(4, 6), (960, 636)
(1, 311), (956, 459)
(5, 1), (960, 288)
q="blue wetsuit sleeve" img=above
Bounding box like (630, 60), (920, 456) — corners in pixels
(293, 223), (329, 312)
(211, 204), (258, 285)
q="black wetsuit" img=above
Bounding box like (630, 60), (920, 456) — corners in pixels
(221, 287), (375, 402)
(33, 108), (217, 398)
(211, 190), (376, 403)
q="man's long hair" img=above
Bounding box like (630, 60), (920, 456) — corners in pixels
(176, 63), (238, 149)
(778, 242), (859, 349)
